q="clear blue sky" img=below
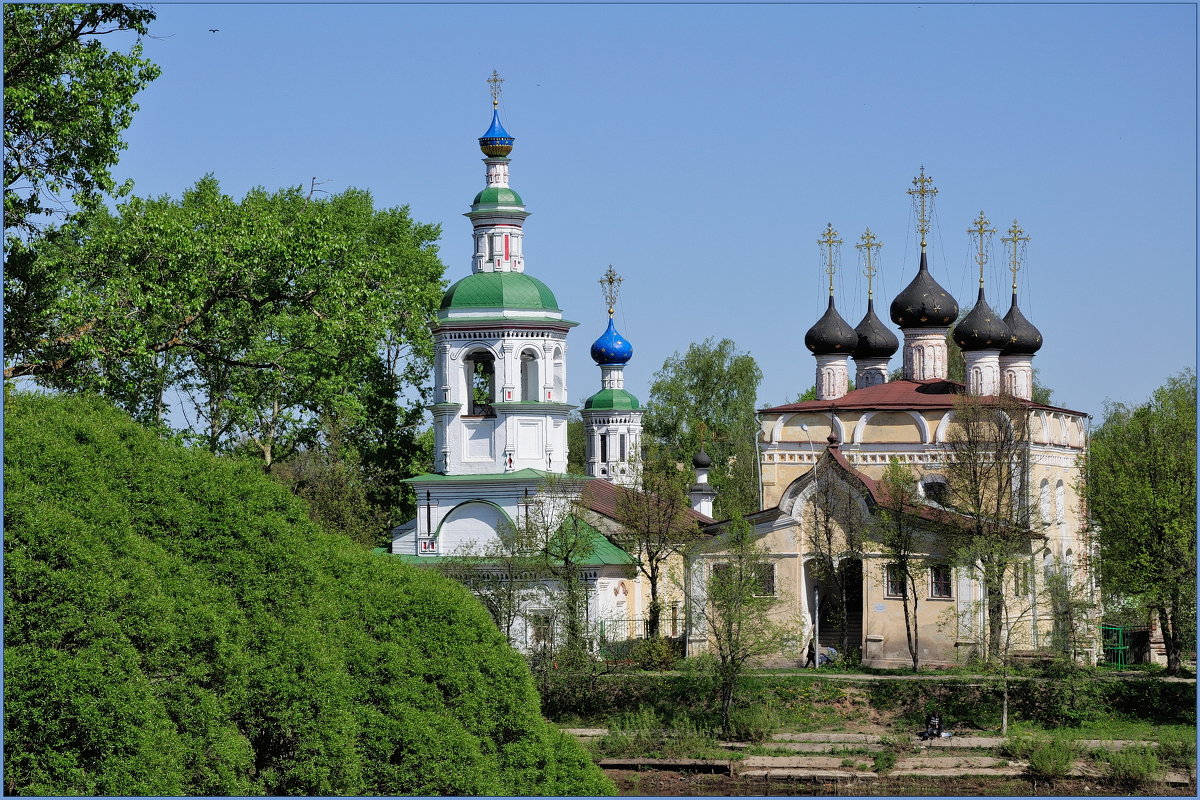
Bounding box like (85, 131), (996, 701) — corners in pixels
(112, 2), (1196, 420)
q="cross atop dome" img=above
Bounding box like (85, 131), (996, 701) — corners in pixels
(968, 210), (996, 287)
(1001, 219), (1030, 291)
(907, 166), (938, 252)
(856, 227), (881, 300)
(600, 264), (623, 318)
(817, 222), (843, 296)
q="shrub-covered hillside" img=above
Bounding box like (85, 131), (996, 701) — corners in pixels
(4, 393), (613, 796)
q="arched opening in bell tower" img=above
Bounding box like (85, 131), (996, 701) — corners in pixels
(465, 351), (496, 416)
(520, 349), (539, 401)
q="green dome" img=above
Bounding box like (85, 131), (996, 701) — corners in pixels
(583, 388), (641, 411)
(472, 186), (524, 207)
(440, 272), (559, 312)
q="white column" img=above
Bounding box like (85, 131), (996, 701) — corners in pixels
(963, 350), (1002, 396)
(814, 354), (850, 400)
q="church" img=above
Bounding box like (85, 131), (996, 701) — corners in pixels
(690, 177), (1093, 667)
(389, 85), (1093, 666)
(386, 84), (712, 653)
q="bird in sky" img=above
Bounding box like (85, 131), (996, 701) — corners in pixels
(209, 28), (220, 33)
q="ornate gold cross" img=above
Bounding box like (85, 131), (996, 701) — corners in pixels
(856, 227), (882, 299)
(907, 166), (938, 251)
(968, 210), (996, 287)
(488, 70), (504, 108)
(1001, 219), (1030, 291)
(600, 265), (623, 317)
(817, 223), (842, 296)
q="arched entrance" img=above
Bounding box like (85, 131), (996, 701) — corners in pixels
(804, 557), (864, 659)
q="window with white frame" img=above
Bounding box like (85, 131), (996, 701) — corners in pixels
(885, 564), (907, 598)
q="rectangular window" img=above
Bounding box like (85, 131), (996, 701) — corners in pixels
(599, 434), (608, 463)
(754, 563), (776, 597)
(711, 562), (775, 597)
(619, 433), (627, 461)
(930, 564), (953, 598)
(1014, 562), (1031, 596)
(530, 611), (553, 651)
(885, 564), (907, 598)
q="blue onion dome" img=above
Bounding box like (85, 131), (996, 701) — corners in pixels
(953, 287), (1012, 351)
(805, 296), (858, 355)
(590, 318), (633, 365)
(1001, 292), (1043, 355)
(854, 299), (900, 358)
(889, 252), (959, 328)
(479, 108), (514, 157)
(693, 449), (712, 469)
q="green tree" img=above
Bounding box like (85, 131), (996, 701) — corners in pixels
(4, 3), (160, 233)
(803, 473), (863, 658)
(698, 515), (796, 736)
(6, 176), (445, 524)
(1087, 370), (1196, 675)
(566, 411), (587, 474)
(4, 392), (615, 795)
(940, 393), (1038, 662)
(644, 338), (763, 519)
(612, 461), (701, 638)
(875, 458), (925, 672)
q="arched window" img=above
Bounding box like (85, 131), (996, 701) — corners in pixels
(1055, 480), (1066, 533)
(552, 346), (564, 402)
(465, 351), (495, 416)
(1039, 479), (1051, 528)
(520, 350), (539, 402)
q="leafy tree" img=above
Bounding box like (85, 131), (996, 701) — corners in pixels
(6, 176), (445, 523)
(4, 3), (160, 233)
(612, 461), (701, 638)
(524, 476), (598, 655)
(940, 393), (1038, 662)
(803, 473), (863, 658)
(644, 338), (763, 519)
(566, 411), (587, 474)
(1087, 369), (1196, 675)
(875, 458), (925, 672)
(697, 516), (796, 736)
(4, 392), (615, 796)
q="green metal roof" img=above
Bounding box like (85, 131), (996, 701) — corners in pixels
(404, 468), (549, 484)
(440, 272), (560, 312)
(583, 388), (641, 410)
(472, 186), (524, 207)
(380, 516), (633, 567)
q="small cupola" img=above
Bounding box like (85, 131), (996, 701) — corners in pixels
(998, 220), (1042, 400)
(956, 211), (1009, 395)
(479, 73), (514, 157)
(953, 287), (1011, 351)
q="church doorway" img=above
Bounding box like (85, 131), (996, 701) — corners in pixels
(805, 558), (864, 661)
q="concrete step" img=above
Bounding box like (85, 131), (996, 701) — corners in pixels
(596, 757), (731, 774)
(723, 741), (886, 753)
(739, 768), (878, 780)
(771, 732), (881, 743)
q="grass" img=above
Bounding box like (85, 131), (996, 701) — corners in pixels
(1006, 718), (1195, 742)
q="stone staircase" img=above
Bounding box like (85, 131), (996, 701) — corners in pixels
(562, 728), (1194, 786)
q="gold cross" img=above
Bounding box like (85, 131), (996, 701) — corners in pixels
(600, 265), (623, 317)
(488, 70), (504, 108)
(855, 227), (882, 299)
(1001, 219), (1030, 291)
(907, 166), (938, 251)
(817, 223), (842, 296)
(967, 210), (996, 287)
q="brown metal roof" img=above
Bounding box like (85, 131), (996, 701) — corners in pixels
(759, 379), (1085, 416)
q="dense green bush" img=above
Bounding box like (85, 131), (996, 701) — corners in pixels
(1102, 745), (1161, 789)
(1026, 739), (1076, 782)
(4, 394), (613, 796)
(631, 637), (677, 671)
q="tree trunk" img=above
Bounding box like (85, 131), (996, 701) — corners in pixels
(987, 583), (1004, 661)
(1160, 604), (1181, 676)
(647, 579), (661, 639)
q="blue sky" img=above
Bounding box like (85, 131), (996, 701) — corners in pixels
(112, 2), (1196, 419)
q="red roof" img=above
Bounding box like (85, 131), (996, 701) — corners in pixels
(759, 379), (1084, 416)
(580, 477), (715, 526)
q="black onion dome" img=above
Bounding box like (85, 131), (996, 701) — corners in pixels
(889, 252), (959, 328)
(805, 297), (858, 355)
(693, 449), (712, 469)
(953, 287), (1012, 351)
(1001, 293), (1043, 355)
(853, 299), (900, 358)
